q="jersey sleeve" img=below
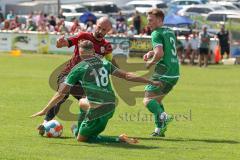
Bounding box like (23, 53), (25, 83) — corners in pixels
(151, 31), (163, 49)
(106, 61), (118, 74)
(64, 65), (83, 86)
(103, 42), (113, 61)
(67, 32), (86, 47)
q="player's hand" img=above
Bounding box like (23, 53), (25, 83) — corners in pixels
(143, 51), (154, 61)
(56, 35), (66, 48)
(143, 53), (149, 61)
(30, 110), (46, 118)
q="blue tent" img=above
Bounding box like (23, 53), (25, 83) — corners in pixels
(163, 14), (193, 26)
(80, 12), (97, 24)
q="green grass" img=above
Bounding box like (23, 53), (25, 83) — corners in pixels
(0, 53), (240, 160)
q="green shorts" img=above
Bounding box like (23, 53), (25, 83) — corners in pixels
(79, 104), (115, 137)
(145, 78), (178, 95)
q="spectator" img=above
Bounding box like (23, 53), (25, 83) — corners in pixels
(116, 11), (127, 34)
(70, 18), (81, 34)
(176, 36), (184, 64)
(2, 20), (10, 30)
(116, 21), (127, 34)
(6, 10), (15, 20)
(58, 9), (66, 20)
(127, 25), (137, 37)
(190, 31), (199, 65)
(198, 26), (210, 67)
(0, 12), (4, 23)
(182, 35), (191, 64)
(28, 11), (34, 20)
(85, 20), (95, 32)
(54, 19), (64, 32)
(48, 15), (56, 27)
(36, 11), (45, 26)
(217, 24), (230, 59)
(9, 16), (21, 30)
(25, 19), (37, 31)
(59, 21), (69, 34)
(141, 26), (151, 36)
(116, 11), (125, 22)
(132, 11), (141, 34)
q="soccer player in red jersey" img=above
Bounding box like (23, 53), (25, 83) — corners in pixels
(38, 17), (116, 135)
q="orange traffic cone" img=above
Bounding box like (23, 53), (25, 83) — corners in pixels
(214, 45), (221, 64)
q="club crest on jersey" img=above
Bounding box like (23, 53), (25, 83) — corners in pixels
(100, 46), (105, 53)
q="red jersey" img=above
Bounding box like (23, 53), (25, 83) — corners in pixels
(61, 32), (112, 75)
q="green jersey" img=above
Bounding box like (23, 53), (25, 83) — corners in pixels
(65, 56), (118, 104)
(151, 27), (180, 84)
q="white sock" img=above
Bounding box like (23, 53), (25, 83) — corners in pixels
(155, 128), (160, 134)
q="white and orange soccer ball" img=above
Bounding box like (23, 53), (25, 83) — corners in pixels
(43, 120), (63, 138)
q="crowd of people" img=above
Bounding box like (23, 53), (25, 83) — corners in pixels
(0, 10), (230, 66)
(0, 10), (152, 36)
(176, 25), (230, 67)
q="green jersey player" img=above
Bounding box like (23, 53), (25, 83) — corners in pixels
(31, 40), (160, 144)
(143, 8), (180, 137)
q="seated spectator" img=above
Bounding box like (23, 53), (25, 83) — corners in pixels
(141, 26), (151, 36)
(116, 20), (127, 34)
(48, 15), (56, 27)
(25, 19), (37, 31)
(127, 25), (137, 37)
(37, 21), (49, 32)
(6, 10), (15, 20)
(70, 18), (81, 34)
(9, 16), (21, 30)
(59, 21), (69, 34)
(1, 20), (10, 30)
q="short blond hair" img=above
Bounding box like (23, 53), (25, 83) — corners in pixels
(79, 40), (94, 51)
(147, 8), (165, 21)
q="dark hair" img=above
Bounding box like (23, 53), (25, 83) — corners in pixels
(147, 8), (165, 21)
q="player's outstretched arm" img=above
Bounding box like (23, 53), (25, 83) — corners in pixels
(112, 69), (161, 86)
(31, 84), (71, 117)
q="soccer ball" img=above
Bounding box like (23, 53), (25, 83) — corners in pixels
(43, 120), (63, 138)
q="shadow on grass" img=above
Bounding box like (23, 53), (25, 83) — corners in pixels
(97, 143), (159, 150)
(135, 137), (239, 144)
(41, 136), (74, 139)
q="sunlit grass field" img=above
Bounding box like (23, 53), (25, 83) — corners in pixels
(0, 53), (240, 160)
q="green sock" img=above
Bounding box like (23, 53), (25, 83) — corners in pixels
(75, 108), (87, 137)
(87, 135), (120, 143)
(146, 99), (165, 128)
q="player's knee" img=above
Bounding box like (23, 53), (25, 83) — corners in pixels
(79, 98), (89, 111)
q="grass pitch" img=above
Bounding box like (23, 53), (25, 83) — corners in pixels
(0, 53), (240, 160)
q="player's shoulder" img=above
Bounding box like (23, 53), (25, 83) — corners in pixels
(72, 60), (89, 71)
(77, 31), (92, 39)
